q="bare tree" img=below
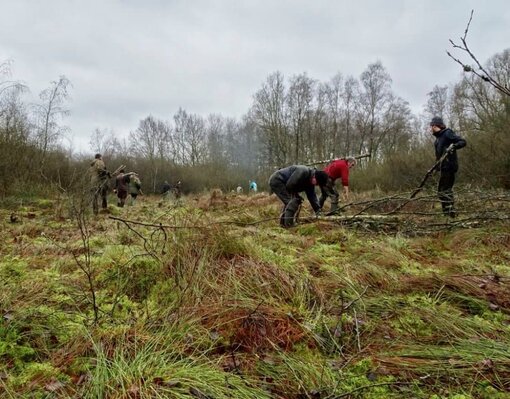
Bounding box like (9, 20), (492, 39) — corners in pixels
(323, 74), (359, 157)
(173, 108), (207, 166)
(287, 73), (316, 162)
(322, 75), (341, 154)
(357, 61), (393, 158)
(378, 97), (413, 157)
(206, 114), (226, 164)
(0, 91), (32, 196)
(0, 61), (28, 136)
(309, 83), (329, 161)
(342, 77), (359, 155)
(250, 71), (289, 167)
(0, 60), (27, 111)
(187, 113), (207, 166)
(89, 127), (121, 159)
(423, 84), (461, 133)
(129, 115), (171, 191)
(355, 62), (414, 161)
(33, 76), (71, 166)
(224, 116), (260, 174)
(425, 85), (449, 120)
(0, 61), (31, 196)
(450, 48), (510, 133)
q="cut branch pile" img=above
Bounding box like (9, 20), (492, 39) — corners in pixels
(302, 190), (510, 235)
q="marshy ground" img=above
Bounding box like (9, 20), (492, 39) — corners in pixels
(1, 190), (509, 398)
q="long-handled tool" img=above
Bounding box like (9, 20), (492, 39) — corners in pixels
(410, 148), (454, 199)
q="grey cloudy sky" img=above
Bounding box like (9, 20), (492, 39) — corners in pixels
(1, 0), (509, 152)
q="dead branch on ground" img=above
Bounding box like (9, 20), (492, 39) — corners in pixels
(304, 189), (510, 235)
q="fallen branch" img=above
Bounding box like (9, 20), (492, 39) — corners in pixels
(109, 215), (280, 229)
(109, 216), (199, 229)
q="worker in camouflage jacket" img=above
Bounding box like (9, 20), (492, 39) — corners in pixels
(89, 153), (110, 214)
(128, 173), (142, 205)
(269, 165), (329, 227)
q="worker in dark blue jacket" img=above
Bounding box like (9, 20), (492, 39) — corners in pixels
(269, 165), (328, 227)
(430, 116), (467, 217)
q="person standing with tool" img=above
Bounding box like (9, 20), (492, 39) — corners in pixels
(430, 116), (467, 218)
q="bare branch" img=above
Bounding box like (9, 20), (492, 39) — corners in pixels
(447, 10), (510, 97)
(462, 9), (474, 42)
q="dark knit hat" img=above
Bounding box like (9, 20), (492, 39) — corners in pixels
(314, 171), (329, 186)
(430, 116), (445, 127)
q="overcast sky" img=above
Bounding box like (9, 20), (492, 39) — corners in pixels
(1, 0), (509, 152)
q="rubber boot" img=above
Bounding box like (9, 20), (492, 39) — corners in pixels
(326, 202), (339, 216)
(282, 197), (302, 227)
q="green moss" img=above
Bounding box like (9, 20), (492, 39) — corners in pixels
(296, 223), (320, 235)
(0, 325), (36, 364)
(11, 361), (67, 387)
(148, 280), (180, 309)
(100, 256), (161, 303)
(384, 235), (410, 250)
(212, 230), (250, 258)
(474, 384), (510, 399)
(35, 199), (54, 209)
(319, 227), (349, 245)
(89, 235), (107, 249)
(0, 256), (27, 281)
(254, 246), (296, 269)
(391, 310), (434, 337)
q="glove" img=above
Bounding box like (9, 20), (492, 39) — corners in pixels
(446, 144), (456, 154)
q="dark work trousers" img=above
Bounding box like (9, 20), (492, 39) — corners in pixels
(437, 171), (456, 216)
(269, 172), (302, 227)
(319, 177), (340, 213)
(117, 189), (128, 207)
(92, 181), (108, 215)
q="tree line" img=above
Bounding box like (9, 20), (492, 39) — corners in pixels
(1, 49), (509, 199)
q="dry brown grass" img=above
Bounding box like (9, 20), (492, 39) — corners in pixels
(395, 274), (510, 312)
(196, 188), (228, 211)
(199, 302), (307, 353)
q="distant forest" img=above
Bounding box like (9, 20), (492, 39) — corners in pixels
(1, 48), (509, 198)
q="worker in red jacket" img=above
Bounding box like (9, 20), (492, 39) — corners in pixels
(320, 157), (356, 214)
